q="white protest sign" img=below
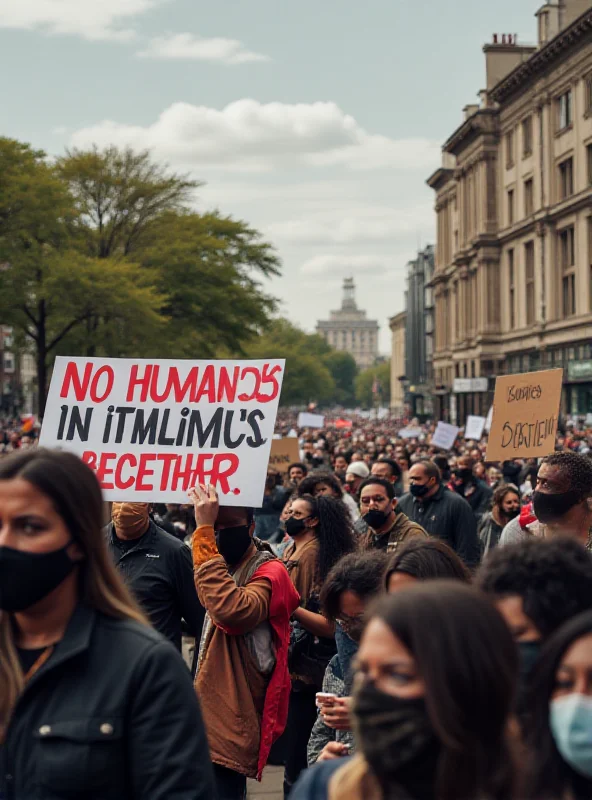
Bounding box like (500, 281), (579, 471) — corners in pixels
(40, 357), (285, 507)
(297, 411), (325, 429)
(465, 415), (486, 441)
(485, 406), (494, 433)
(431, 421), (460, 451)
(399, 427), (423, 439)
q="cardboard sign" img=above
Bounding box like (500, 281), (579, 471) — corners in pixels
(297, 411), (325, 429)
(465, 415), (486, 441)
(40, 356), (285, 506)
(431, 421), (460, 451)
(268, 438), (300, 473)
(486, 369), (563, 461)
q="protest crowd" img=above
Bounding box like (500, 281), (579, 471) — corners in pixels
(2, 404), (592, 800)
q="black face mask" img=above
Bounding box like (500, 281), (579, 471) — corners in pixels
(215, 525), (252, 566)
(516, 640), (542, 714)
(504, 507), (520, 520)
(532, 490), (582, 524)
(455, 468), (473, 483)
(285, 516), (309, 537)
(410, 482), (431, 498)
(0, 542), (76, 612)
(363, 509), (391, 530)
(353, 680), (440, 786)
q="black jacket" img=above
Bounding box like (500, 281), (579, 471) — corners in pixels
(455, 479), (493, 522)
(398, 485), (481, 568)
(0, 605), (215, 800)
(105, 520), (204, 650)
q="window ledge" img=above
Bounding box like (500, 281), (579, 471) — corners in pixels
(522, 150), (533, 159)
(555, 123), (574, 138)
(506, 160), (515, 170)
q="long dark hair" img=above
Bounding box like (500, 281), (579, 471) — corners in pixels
(525, 610), (592, 800)
(384, 539), (471, 589)
(0, 449), (147, 735)
(299, 493), (356, 583)
(366, 583), (519, 800)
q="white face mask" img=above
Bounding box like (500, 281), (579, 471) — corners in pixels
(550, 693), (592, 778)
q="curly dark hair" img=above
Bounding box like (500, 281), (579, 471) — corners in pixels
(385, 538), (471, 589)
(542, 451), (592, 497)
(298, 494), (356, 583)
(297, 471), (343, 499)
(477, 537), (592, 638)
(320, 551), (387, 620)
(525, 610), (592, 800)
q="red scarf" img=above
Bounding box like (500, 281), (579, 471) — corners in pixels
(519, 502), (537, 529)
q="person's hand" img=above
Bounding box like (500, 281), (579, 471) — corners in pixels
(317, 741), (350, 762)
(320, 696), (352, 731)
(188, 484), (219, 528)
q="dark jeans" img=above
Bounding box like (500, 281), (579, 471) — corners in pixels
(283, 686), (319, 797)
(213, 763), (247, 800)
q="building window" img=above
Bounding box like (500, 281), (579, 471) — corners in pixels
(586, 75), (592, 115)
(587, 143), (592, 186)
(524, 178), (534, 216)
(507, 189), (515, 225)
(559, 227), (576, 317)
(508, 249), (516, 329)
(559, 157), (574, 199)
(522, 116), (533, 156)
(506, 130), (515, 168)
(525, 241), (535, 325)
(558, 90), (573, 130)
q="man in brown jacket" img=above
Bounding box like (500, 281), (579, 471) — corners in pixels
(358, 476), (428, 553)
(190, 484), (300, 800)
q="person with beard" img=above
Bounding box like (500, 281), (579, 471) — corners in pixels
(478, 484), (521, 556)
(292, 583), (519, 800)
(358, 477), (428, 553)
(190, 484), (300, 800)
(450, 455), (493, 523)
(499, 452), (592, 549)
(477, 537), (592, 725)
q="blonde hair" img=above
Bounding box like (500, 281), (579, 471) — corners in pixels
(0, 449), (149, 738)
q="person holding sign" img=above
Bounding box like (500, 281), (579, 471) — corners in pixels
(190, 485), (299, 800)
(0, 449), (215, 800)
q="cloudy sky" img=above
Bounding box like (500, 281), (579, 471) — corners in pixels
(1, 0), (536, 352)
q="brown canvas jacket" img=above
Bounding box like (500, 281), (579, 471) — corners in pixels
(361, 511), (428, 553)
(194, 546), (273, 778)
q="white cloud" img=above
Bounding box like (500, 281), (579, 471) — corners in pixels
(136, 33), (270, 64)
(0, 0), (162, 41)
(69, 99), (440, 172)
(266, 203), (434, 245)
(301, 254), (395, 277)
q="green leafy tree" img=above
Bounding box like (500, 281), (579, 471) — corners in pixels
(355, 361), (391, 408)
(55, 146), (200, 258)
(136, 211), (280, 357)
(246, 319), (336, 405)
(0, 139), (164, 414)
(323, 351), (358, 406)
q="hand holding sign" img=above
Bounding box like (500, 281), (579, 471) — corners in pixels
(189, 484), (219, 528)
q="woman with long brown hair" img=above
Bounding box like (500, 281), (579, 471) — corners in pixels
(0, 448), (214, 799)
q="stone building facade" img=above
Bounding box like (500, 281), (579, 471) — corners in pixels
(428, 0), (592, 423)
(316, 278), (379, 369)
(389, 310), (406, 416)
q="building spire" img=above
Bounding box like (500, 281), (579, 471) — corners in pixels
(342, 277), (357, 311)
